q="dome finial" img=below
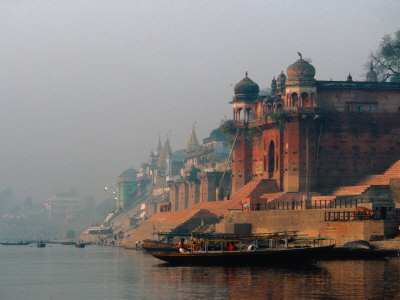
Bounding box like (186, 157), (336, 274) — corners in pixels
(245, 71), (248, 77)
(297, 52), (302, 59)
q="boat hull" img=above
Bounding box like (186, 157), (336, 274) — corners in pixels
(151, 245), (335, 265)
(143, 239), (178, 253)
(0, 242), (31, 246)
(324, 247), (398, 260)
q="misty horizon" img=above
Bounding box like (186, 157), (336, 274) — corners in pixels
(1, 0), (399, 203)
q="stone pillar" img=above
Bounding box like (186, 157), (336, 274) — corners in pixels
(169, 183), (179, 211)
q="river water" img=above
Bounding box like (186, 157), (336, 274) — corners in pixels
(1, 244), (400, 300)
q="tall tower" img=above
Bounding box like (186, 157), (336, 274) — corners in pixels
(283, 54), (319, 193)
(231, 72), (260, 193)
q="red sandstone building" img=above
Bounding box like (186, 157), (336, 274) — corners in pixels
(231, 55), (400, 215)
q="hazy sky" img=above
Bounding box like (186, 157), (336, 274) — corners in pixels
(0, 0), (399, 203)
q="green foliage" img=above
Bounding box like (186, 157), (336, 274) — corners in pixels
(219, 120), (239, 146)
(187, 166), (201, 184)
(267, 111), (289, 130)
(370, 29), (400, 81)
(220, 120), (237, 136)
(245, 127), (261, 144)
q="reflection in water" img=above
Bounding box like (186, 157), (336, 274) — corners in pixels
(0, 245), (400, 299)
(143, 255), (400, 300)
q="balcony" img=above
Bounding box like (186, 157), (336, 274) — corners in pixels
(233, 106), (321, 128)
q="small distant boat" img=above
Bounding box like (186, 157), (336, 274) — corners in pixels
(0, 240), (31, 246)
(37, 241), (46, 248)
(75, 241), (85, 248)
(60, 241), (75, 245)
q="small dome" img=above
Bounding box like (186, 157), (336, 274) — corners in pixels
(233, 72), (260, 99)
(287, 58), (316, 80)
(277, 71), (286, 82)
(347, 73), (353, 82)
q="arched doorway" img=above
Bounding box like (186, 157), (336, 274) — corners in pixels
(292, 93), (298, 107)
(268, 141), (275, 178)
(301, 92), (309, 107)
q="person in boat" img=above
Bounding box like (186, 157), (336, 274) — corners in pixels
(228, 242), (237, 251)
(247, 244), (258, 251)
(135, 240), (141, 249)
(223, 242), (229, 251)
(178, 238), (187, 253)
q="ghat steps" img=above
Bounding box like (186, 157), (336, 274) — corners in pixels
(332, 159), (400, 196)
(122, 179), (280, 247)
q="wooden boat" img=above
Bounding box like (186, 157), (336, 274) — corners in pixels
(143, 239), (177, 253)
(61, 241), (75, 245)
(151, 244), (336, 265)
(150, 232), (335, 265)
(36, 241), (46, 248)
(142, 232), (195, 253)
(75, 241), (86, 248)
(324, 240), (398, 260)
(0, 241), (31, 246)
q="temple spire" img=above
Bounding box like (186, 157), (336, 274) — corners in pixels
(185, 123), (200, 154)
(154, 135), (162, 156)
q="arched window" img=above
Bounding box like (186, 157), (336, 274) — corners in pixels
(292, 93), (298, 107)
(268, 141), (275, 178)
(247, 108), (254, 121)
(311, 93), (316, 106)
(238, 108), (243, 120)
(301, 92), (309, 107)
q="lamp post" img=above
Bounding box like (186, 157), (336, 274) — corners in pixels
(104, 186), (108, 223)
(112, 191), (116, 211)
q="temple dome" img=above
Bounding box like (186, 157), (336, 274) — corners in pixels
(287, 58), (316, 80)
(233, 72), (259, 101)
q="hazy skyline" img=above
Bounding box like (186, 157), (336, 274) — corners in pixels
(1, 0), (399, 203)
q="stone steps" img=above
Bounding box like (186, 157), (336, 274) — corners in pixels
(122, 178), (281, 247)
(332, 159), (400, 196)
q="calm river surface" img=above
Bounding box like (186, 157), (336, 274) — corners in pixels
(1, 244), (400, 300)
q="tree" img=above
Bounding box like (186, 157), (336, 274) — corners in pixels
(370, 29), (400, 81)
(187, 166), (201, 184)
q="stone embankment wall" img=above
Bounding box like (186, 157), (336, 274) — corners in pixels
(216, 209), (399, 246)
